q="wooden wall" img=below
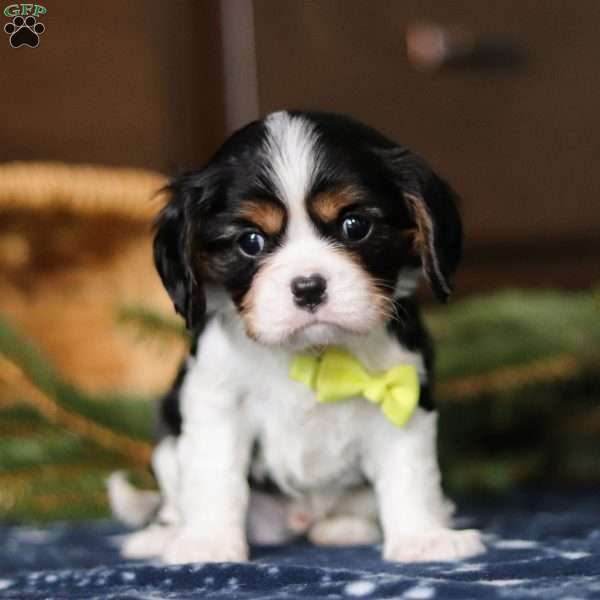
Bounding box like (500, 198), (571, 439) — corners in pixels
(0, 0), (226, 172)
(1, 1), (597, 292)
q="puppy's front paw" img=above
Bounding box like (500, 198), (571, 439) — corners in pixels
(384, 529), (484, 563)
(162, 529), (248, 565)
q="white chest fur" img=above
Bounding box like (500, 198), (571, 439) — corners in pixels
(250, 372), (373, 495)
(180, 309), (426, 498)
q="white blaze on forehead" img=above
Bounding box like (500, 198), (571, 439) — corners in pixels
(243, 112), (386, 346)
(263, 111), (320, 236)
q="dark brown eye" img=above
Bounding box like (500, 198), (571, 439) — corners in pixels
(341, 214), (371, 242)
(238, 231), (265, 257)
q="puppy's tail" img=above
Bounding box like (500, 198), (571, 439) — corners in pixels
(107, 471), (160, 528)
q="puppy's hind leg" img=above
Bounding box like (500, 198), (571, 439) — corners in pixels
(247, 489), (296, 545)
(121, 436), (180, 559)
(107, 472), (160, 528)
(308, 487), (382, 546)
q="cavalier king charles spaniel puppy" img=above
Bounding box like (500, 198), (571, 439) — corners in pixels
(109, 110), (485, 564)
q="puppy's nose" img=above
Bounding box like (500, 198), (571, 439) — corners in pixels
(291, 273), (327, 312)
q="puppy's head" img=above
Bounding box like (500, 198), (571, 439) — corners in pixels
(154, 111), (462, 346)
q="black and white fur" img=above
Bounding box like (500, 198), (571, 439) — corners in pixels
(109, 110), (484, 563)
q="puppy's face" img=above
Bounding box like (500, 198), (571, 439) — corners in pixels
(154, 111), (462, 347)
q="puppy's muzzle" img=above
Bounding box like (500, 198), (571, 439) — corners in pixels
(291, 273), (327, 313)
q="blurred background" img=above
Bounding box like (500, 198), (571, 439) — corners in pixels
(0, 0), (598, 523)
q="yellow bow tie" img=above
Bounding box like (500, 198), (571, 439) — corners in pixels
(290, 347), (420, 427)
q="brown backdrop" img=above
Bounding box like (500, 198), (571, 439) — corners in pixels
(0, 0), (225, 171)
(1, 1), (598, 292)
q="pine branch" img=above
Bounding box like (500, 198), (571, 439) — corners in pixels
(0, 315), (154, 441)
(116, 304), (187, 342)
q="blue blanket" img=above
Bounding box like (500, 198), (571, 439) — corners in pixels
(1, 491), (599, 599)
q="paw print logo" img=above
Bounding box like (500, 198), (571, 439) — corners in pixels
(4, 15), (45, 48)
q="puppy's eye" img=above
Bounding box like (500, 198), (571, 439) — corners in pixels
(238, 231), (266, 257)
(341, 214), (371, 242)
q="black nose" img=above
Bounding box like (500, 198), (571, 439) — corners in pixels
(291, 274), (327, 312)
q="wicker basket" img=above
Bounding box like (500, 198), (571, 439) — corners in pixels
(0, 162), (185, 396)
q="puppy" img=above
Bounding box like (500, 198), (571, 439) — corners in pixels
(110, 110), (484, 564)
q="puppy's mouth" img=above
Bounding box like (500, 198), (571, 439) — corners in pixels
(286, 321), (345, 348)
(292, 320), (343, 335)
(279, 312), (374, 348)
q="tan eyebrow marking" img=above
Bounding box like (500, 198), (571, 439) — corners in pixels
(238, 200), (286, 235)
(311, 187), (359, 222)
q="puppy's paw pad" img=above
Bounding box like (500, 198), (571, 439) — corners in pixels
(162, 534), (248, 565)
(384, 529), (484, 563)
(121, 524), (174, 559)
(287, 508), (314, 534)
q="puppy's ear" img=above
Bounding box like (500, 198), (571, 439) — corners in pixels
(382, 149), (463, 302)
(153, 171), (215, 330)
(404, 170), (463, 302)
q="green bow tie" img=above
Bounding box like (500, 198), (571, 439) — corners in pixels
(290, 347), (420, 427)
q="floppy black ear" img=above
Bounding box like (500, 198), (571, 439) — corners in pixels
(382, 149), (463, 302)
(153, 174), (208, 330)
